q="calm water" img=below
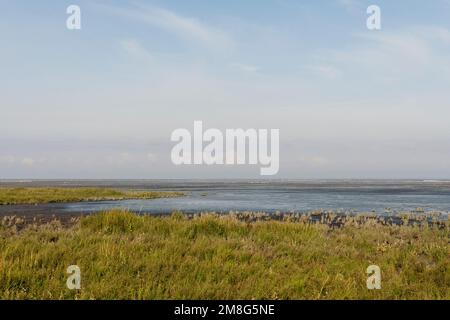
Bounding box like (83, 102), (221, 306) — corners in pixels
(2, 180), (450, 216)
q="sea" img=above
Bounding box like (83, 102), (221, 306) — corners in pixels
(1, 179), (450, 217)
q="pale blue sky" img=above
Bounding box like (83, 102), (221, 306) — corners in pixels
(1, 0), (450, 179)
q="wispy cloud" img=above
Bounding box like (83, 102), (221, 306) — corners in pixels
(0, 155), (43, 167)
(0, 155), (15, 165)
(21, 158), (36, 166)
(307, 64), (341, 79)
(316, 26), (450, 81)
(420, 26), (450, 43)
(97, 3), (234, 52)
(336, 0), (363, 13)
(229, 62), (260, 73)
(119, 39), (153, 62)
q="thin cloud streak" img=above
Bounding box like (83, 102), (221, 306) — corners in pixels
(94, 2), (235, 52)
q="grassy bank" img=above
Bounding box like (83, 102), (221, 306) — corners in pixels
(0, 210), (448, 299)
(0, 188), (184, 205)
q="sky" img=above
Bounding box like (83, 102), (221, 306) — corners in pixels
(1, 0), (450, 179)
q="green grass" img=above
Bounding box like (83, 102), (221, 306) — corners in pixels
(0, 210), (448, 299)
(0, 188), (184, 205)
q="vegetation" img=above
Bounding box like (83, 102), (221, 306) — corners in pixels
(0, 210), (448, 299)
(0, 188), (184, 205)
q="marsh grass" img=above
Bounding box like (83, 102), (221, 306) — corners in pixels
(0, 188), (184, 205)
(0, 210), (448, 299)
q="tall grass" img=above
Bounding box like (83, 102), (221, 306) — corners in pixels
(0, 210), (448, 299)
